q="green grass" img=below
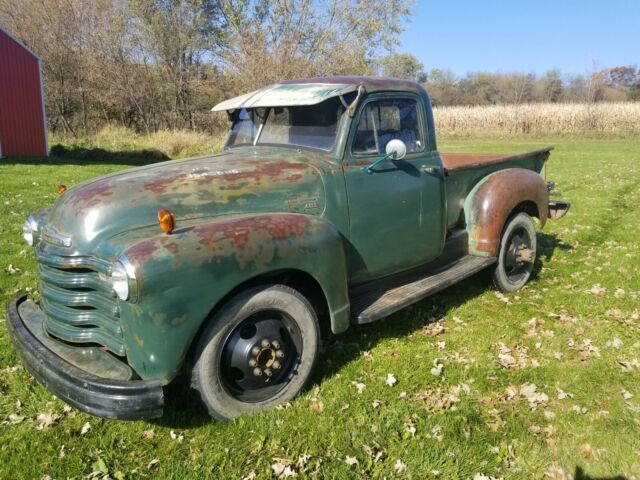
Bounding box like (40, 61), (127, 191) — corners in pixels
(1, 135), (640, 479)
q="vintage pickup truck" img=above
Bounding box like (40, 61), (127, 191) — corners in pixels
(8, 77), (569, 420)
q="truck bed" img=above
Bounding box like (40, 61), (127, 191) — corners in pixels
(441, 147), (553, 172)
(441, 147), (553, 230)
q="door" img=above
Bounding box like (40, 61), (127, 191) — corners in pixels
(344, 94), (444, 283)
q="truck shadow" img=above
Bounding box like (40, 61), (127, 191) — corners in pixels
(2, 145), (170, 167)
(156, 231), (571, 428)
(574, 466), (628, 480)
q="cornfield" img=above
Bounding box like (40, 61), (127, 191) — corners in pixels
(433, 102), (640, 136)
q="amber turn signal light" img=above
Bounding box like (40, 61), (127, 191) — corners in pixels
(56, 184), (67, 195)
(158, 209), (176, 234)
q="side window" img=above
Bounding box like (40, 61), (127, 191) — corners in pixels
(353, 98), (424, 155)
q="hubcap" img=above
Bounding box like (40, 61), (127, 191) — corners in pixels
(220, 312), (301, 402)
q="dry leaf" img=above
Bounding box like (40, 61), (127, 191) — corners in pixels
(147, 458), (160, 469)
(386, 373), (397, 387)
(141, 429), (155, 439)
(394, 459), (407, 474)
(344, 456), (358, 466)
(36, 412), (60, 430)
(587, 284), (606, 296)
(352, 381), (366, 394)
(80, 422), (91, 435)
(495, 292), (510, 303)
(579, 443), (594, 459)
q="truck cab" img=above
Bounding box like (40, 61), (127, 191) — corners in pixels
(8, 77), (569, 420)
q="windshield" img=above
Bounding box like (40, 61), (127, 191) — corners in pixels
(226, 96), (350, 151)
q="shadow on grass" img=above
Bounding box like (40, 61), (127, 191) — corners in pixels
(575, 466), (629, 480)
(155, 231), (572, 428)
(2, 144), (170, 167)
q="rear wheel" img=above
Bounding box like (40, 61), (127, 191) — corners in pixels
(493, 212), (537, 293)
(191, 285), (320, 420)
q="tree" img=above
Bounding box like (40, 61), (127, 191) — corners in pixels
(219, 0), (412, 93)
(539, 69), (563, 102)
(379, 53), (425, 82)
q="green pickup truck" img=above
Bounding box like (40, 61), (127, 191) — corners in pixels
(8, 76), (569, 420)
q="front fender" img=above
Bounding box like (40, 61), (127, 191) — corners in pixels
(464, 168), (548, 257)
(118, 213), (349, 381)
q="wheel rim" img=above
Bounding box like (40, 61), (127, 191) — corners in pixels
(502, 226), (534, 283)
(219, 310), (302, 403)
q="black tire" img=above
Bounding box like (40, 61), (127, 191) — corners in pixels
(191, 284), (320, 420)
(493, 212), (537, 293)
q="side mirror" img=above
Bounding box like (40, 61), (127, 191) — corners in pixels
(385, 139), (407, 160)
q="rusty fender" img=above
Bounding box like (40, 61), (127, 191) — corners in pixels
(464, 168), (548, 257)
(117, 213), (350, 381)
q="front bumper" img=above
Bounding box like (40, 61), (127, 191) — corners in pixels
(6, 295), (164, 420)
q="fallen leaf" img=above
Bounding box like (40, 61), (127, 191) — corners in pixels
(544, 466), (572, 480)
(352, 381), (366, 394)
(7, 413), (25, 424)
(80, 422), (91, 435)
(141, 429), (155, 439)
(606, 338), (624, 349)
(579, 443), (594, 459)
(430, 359), (444, 377)
(495, 292), (510, 303)
(169, 430), (184, 442)
(147, 459), (159, 469)
(423, 322), (446, 336)
(587, 284), (606, 296)
(394, 459), (407, 474)
(556, 388), (574, 400)
(386, 373), (397, 387)
(36, 412), (60, 430)
(344, 456), (359, 466)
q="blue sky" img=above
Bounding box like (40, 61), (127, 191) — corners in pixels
(400, 0), (639, 76)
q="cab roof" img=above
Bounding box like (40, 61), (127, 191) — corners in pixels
(212, 76), (426, 112)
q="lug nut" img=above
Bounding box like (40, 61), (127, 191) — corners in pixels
(264, 368), (272, 377)
(248, 359), (257, 367)
(272, 360), (281, 370)
(272, 340), (280, 349)
(253, 367), (263, 377)
(251, 346), (260, 356)
(261, 339), (271, 348)
(276, 350), (285, 358)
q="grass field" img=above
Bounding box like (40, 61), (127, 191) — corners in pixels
(1, 135), (639, 479)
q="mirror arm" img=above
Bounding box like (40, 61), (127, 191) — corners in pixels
(361, 151), (396, 174)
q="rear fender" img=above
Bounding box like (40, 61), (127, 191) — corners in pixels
(118, 213), (349, 381)
(464, 168), (548, 257)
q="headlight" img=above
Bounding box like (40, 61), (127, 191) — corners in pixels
(22, 215), (39, 246)
(111, 256), (138, 302)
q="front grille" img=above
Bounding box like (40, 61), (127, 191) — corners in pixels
(37, 251), (126, 356)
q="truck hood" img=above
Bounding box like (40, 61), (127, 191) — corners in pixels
(44, 147), (329, 254)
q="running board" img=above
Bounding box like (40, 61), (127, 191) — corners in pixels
(350, 256), (496, 324)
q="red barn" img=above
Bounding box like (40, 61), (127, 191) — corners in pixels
(0, 27), (47, 158)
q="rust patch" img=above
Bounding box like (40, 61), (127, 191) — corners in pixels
(467, 168), (548, 256)
(66, 180), (114, 208)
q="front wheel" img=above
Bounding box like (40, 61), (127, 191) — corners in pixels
(191, 285), (320, 420)
(493, 212), (537, 293)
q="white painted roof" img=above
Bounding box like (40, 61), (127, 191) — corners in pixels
(212, 83), (358, 111)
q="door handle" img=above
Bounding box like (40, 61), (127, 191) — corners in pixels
(421, 165), (440, 175)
